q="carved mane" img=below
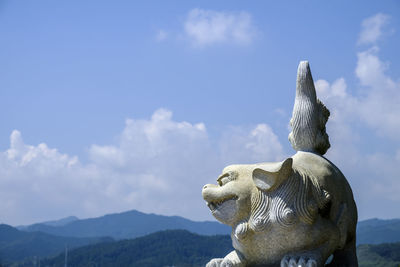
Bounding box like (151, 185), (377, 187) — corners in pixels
(249, 165), (331, 232)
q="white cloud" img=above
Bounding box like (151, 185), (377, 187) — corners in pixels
(220, 124), (285, 165)
(316, 51), (400, 143)
(6, 130), (78, 170)
(315, 73), (400, 219)
(0, 109), (284, 225)
(316, 14), (400, 142)
(355, 48), (400, 139)
(184, 8), (257, 47)
(315, 78), (361, 166)
(358, 13), (390, 45)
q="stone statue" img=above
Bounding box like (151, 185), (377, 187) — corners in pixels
(202, 61), (358, 267)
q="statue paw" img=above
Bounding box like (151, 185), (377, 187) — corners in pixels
(206, 258), (234, 267)
(206, 258), (223, 267)
(281, 255), (318, 267)
(220, 258), (234, 267)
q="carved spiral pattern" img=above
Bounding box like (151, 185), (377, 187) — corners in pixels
(250, 189), (270, 232)
(249, 166), (331, 231)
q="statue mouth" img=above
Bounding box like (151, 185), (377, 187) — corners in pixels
(207, 195), (238, 212)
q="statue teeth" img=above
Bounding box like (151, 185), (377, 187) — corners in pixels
(208, 202), (216, 210)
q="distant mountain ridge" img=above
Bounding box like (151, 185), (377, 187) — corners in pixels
(357, 218), (400, 245)
(17, 215), (79, 230)
(18, 210), (400, 245)
(21, 209), (230, 240)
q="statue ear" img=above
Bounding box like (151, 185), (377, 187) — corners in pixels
(252, 158), (293, 191)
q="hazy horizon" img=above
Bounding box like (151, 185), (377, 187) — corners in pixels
(8, 208), (398, 228)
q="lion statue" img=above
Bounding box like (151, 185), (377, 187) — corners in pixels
(202, 62), (358, 267)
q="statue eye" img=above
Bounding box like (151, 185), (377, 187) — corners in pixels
(217, 171), (237, 186)
(218, 176), (231, 186)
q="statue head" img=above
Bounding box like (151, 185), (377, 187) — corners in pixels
(202, 157), (330, 232)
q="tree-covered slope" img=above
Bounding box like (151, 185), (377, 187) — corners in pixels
(358, 242), (400, 267)
(0, 224), (112, 264)
(42, 230), (232, 267)
(13, 227), (400, 267)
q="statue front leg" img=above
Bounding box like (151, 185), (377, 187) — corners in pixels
(206, 250), (246, 267)
(205, 258), (223, 267)
(221, 250), (246, 267)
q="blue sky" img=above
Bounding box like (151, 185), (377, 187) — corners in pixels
(0, 1), (399, 225)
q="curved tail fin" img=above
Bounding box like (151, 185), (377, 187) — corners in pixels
(288, 61), (330, 155)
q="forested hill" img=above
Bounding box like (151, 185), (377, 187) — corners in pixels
(5, 226), (400, 267)
(357, 242), (400, 267)
(41, 230), (233, 267)
(39, 231), (400, 267)
(0, 224), (112, 264)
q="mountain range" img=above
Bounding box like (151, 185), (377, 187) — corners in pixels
(2, 210), (400, 265)
(19, 209), (230, 240)
(357, 218), (400, 245)
(18, 210), (400, 245)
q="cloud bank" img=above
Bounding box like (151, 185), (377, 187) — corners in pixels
(0, 109), (283, 225)
(315, 13), (400, 219)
